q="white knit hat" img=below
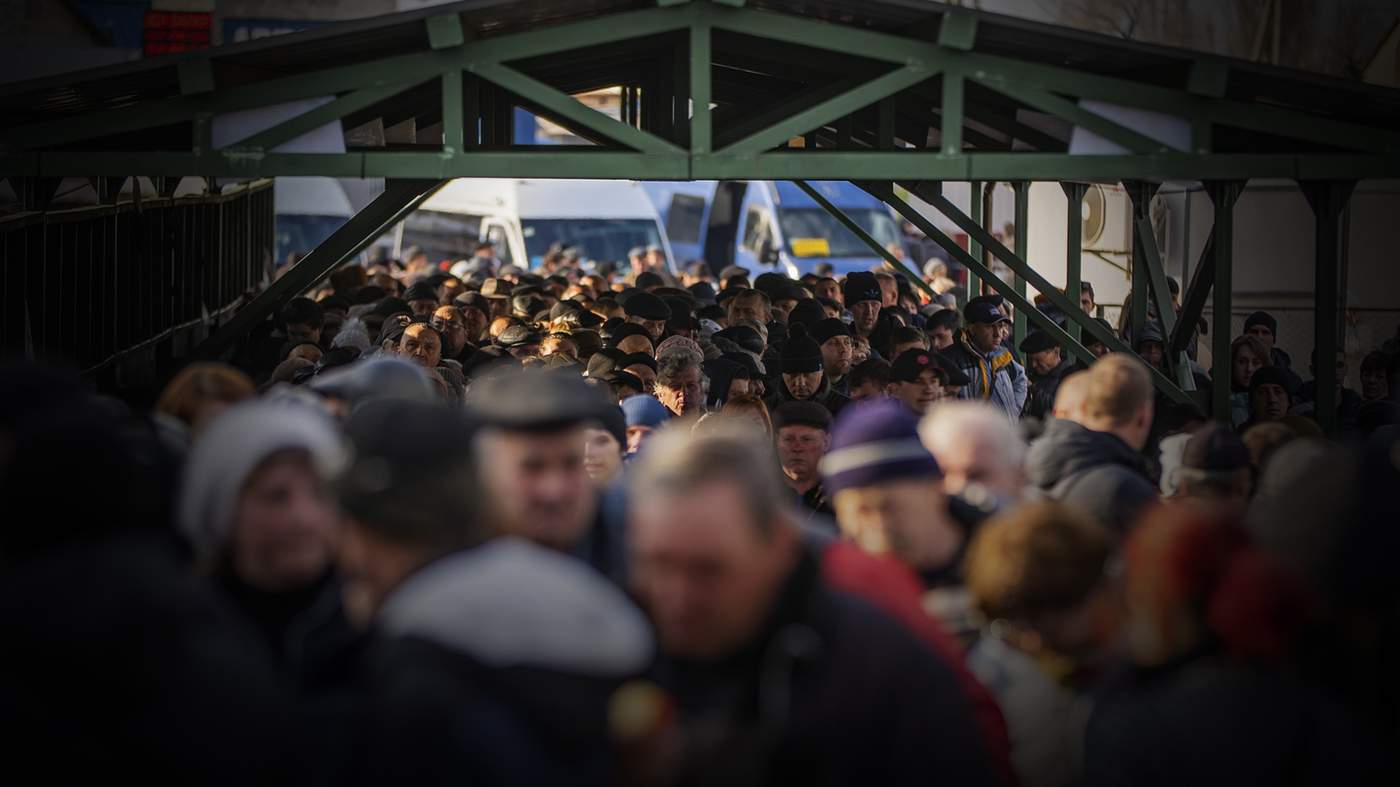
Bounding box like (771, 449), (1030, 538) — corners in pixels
(178, 399), (348, 558)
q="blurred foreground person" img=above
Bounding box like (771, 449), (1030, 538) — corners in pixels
(337, 400), (652, 786)
(2, 364), (304, 785)
(629, 425), (997, 787)
(1027, 354), (1157, 533)
(469, 369), (630, 583)
(1084, 505), (1390, 787)
(919, 400), (1027, 508)
(179, 400), (358, 690)
(964, 503), (1122, 787)
(153, 361), (255, 452)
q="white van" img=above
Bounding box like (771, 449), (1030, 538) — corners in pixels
(408, 179), (676, 272)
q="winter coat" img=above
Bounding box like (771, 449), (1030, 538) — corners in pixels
(219, 569), (363, 693)
(1026, 419), (1157, 533)
(1023, 358), (1076, 422)
(350, 537), (654, 787)
(822, 542), (1016, 787)
(765, 373), (851, 419)
(969, 632), (1091, 787)
(0, 532), (312, 786)
(945, 334), (1027, 420)
(1084, 656), (1391, 787)
(650, 546), (998, 787)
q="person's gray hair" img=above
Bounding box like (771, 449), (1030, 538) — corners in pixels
(655, 345), (705, 390)
(918, 400), (1028, 473)
(629, 424), (791, 535)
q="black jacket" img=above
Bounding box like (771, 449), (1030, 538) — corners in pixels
(1085, 655), (1392, 787)
(765, 373), (851, 418)
(1026, 419), (1157, 533)
(0, 533), (315, 786)
(1022, 358), (1076, 422)
(220, 568), (364, 693)
(349, 538), (654, 787)
(651, 547), (998, 787)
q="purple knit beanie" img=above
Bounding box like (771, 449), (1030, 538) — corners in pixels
(821, 398), (942, 493)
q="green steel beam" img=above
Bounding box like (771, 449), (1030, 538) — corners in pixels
(195, 179), (443, 360)
(689, 18), (712, 154)
(979, 79), (1171, 155)
(225, 81), (422, 152)
(968, 180), (984, 297)
(937, 12), (978, 51)
(1012, 181), (1029, 345)
(1170, 230), (1213, 353)
(719, 65), (936, 155)
(1207, 181), (1241, 422)
(888, 181), (1192, 403)
(1062, 181), (1086, 342)
(792, 180), (934, 298)
(1301, 180), (1355, 437)
(874, 184), (1100, 369)
(706, 4), (934, 65)
(442, 69), (465, 154)
(178, 59), (215, 95)
(425, 13), (465, 50)
(941, 73), (964, 154)
(470, 61), (683, 154)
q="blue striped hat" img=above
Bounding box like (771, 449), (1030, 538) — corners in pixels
(821, 398), (941, 493)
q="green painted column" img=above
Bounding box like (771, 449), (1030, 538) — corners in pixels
(1301, 181), (1355, 437)
(1207, 181), (1241, 422)
(1062, 182), (1087, 342)
(1012, 181), (1029, 345)
(967, 180), (983, 299)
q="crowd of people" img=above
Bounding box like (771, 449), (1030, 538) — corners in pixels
(4, 241), (1398, 786)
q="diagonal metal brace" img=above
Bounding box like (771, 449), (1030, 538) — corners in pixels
(195, 179), (444, 360)
(876, 182), (1193, 404)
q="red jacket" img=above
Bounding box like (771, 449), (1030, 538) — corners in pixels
(822, 540), (1018, 787)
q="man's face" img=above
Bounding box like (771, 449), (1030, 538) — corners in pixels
(408, 298), (438, 318)
(821, 335), (854, 378)
(626, 364), (657, 395)
(616, 334), (654, 357)
(431, 307), (468, 356)
(656, 365), (704, 416)
(1029, 346), (1063, 376)
(1361, 365), (1388, 401)
(1233, 344), (1264, 389)
(931, 436), (1022, 501)
(849, 300), (880, 335)
(1138, 340), (1164, 370)
(399, 324), (442, 369)
(777, 425), (829, 485)
(1251, 383), (1290, 421)
(877, 277), (898, 307)
(727, 295), (768, 326)
(929, 325), (954, 351)
(286, 321), (321, 344)
(849, 378), (884, 402)
(783, 370), (823, 400)
(771, 299), (799, 322)
(626, 424), (654, 454)
(438, 280), (462, 303)
(630, 480), (792, 662)
(646, 249), (666, 269)
(1080, 289), (1094, 314)
(831, 477), (959, 572)
(582, 427), (624, 485)
(726, 378), (751, 401)
(461, 306), (488, 342)
(232, 452), (340, 592)
(967, 322), (1001, 353)
(629, 315), (668, 342)
(1246, 324), (1275, 350)
(814, 279), (841, 303)
(476, 427), (596, 550)
(1088, 340), (1110, 358)
(892, 369), (943, 414)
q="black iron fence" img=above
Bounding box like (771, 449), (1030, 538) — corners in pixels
(1, 181), (274, 379)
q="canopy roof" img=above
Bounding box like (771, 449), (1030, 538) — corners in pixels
(2, 0), (1397, 182)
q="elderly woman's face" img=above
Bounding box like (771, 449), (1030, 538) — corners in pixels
(231, 450), (339, 591)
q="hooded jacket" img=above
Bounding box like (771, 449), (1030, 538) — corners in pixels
(352, 537), (653, 786)
(1026, 419), (1157, 533)
(944, 332), (1027, 420)
(764, 372), (850, 418)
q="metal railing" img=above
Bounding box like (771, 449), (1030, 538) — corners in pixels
(0, 181), (274, 374)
